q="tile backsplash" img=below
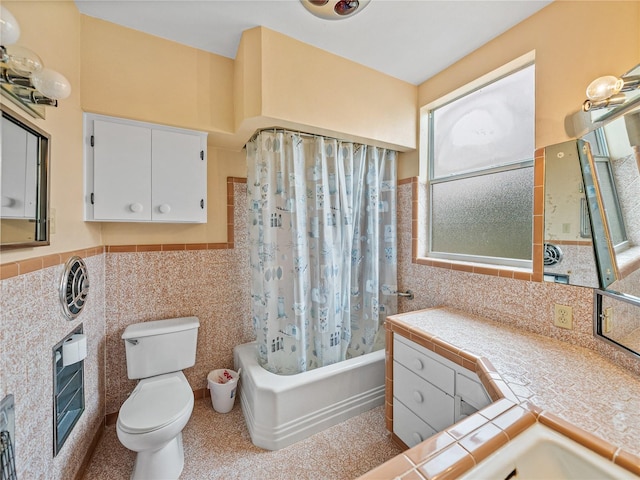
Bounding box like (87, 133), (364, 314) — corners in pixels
(1, 177), (639, 480)
(0, 252), (105, 479)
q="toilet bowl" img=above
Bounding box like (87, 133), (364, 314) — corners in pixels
(116, 316), (200, 480)
(116, 372), (194, 479)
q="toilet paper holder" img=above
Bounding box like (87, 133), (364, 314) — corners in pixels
(61, 333), (88, 366)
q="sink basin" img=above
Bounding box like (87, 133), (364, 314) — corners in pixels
(459, 423), (638, 479)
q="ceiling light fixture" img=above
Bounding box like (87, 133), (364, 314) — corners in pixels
(0, 6), (71, 118)
(300, 0), (371, 20)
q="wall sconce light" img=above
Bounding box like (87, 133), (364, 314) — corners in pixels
(0, 6), (71, 117)
(582, 71), (640, 112)
(300, 0), (371, 20)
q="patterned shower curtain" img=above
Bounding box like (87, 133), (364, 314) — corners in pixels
(246, 129), (397, 374)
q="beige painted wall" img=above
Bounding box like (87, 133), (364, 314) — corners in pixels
(3, 10), (416, 256)
(80, 16), (235, 139)
(0, 2), (102, 264)
(257, 27), (416, 151)
(400, 0), (640, 179)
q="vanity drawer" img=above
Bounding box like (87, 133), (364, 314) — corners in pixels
(393, 361), (455, 432)
(456, 372), (491, 410)
(394, 336), (455, 395)
(393, 397), (437, 448)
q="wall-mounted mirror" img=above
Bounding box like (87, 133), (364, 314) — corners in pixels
(572, 69), (640, 357)
(1, 104), (50, 249)
(582, 118), (640, 289)
(543, 140), (600, 287)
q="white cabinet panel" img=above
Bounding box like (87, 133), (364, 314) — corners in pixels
(457, 371), (491, 410)
(85, 114), (207, 223)
(93, 120), (152, 221)
(151, 129), (206, 222)
(394, 336), (455, 395)
(1, 117), (38, 219)
(393, 398), (437, 448)
(392, 333), (491, 447)
(394, 361), (455, 432)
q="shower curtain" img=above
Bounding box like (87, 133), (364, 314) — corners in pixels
(246, 129), (397, 374)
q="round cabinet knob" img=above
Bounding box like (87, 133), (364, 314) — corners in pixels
(412, 432), (423, 444)
(159, 204), (171, 214)
(413, 358), (424, 370)
(413, 390), (424, 403)
(1, 196), (15, 207)
(129, 203), (143, 213)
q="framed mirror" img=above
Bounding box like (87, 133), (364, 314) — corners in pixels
(578, 86), (640, 357)
(595, 290), (640, 360)
(543, 140), (600, 287)
(542, 138), (618, 288)
(584, 103), (640, 289)
(1, 104), (50, 249)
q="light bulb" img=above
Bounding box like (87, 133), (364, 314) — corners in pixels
(31, 68), (71, 100)
(300, 0), (370, 19)
(334, 0), (359, 16)
(585, 75), (624, 101)
(5, 45), (42, 76)
(0, 6), (20, 45)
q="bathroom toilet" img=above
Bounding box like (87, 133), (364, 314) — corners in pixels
(116, 316), (200, 480)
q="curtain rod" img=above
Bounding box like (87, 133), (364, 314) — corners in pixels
(245, 127), (365, 149)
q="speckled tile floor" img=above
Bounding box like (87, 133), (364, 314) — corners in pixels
(82, 399), (401, 480)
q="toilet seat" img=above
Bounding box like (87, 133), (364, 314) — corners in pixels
(118, 372), (193, 434)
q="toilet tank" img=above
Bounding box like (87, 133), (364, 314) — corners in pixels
(122, 316), (199, 379)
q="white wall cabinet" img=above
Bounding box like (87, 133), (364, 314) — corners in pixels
(84, 114), (207, 223)
(392, 335), (490, 448)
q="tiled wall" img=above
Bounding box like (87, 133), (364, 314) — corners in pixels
(104, 179), (253, 415)
(0, 249), (105, 479)
(0, 178), (252, 480)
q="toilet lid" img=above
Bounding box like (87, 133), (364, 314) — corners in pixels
(118, 372), (193, 434)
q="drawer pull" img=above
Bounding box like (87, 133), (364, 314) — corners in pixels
(413, 390), (424, 403)
(414, 358), (424, 370)
(412, 432), (423, 444)
(129, 202), (143, 213)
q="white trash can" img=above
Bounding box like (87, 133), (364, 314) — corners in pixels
(207, 369), (239, 413)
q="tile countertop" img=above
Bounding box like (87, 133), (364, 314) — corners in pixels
(360, 307), (640, 480)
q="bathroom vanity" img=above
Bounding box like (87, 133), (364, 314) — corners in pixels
(392, 335), (490, 448)
(362, 307), (640, 479)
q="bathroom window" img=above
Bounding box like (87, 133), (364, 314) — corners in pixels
(424, 61), (535, 268)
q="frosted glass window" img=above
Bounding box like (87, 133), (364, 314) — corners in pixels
(432, 65), (535, 178)
(431, 168), (533, 260)
(427, 62), (535, 266)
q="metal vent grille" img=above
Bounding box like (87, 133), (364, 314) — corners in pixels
(580, 198), (592, 238)
(544, 243), (563, 266)
(59, 256), (90, 320)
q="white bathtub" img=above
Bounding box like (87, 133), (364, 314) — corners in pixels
(233, 341), (385, 450)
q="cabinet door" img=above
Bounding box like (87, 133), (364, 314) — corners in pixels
(393, 398), (437, 448)
(93, 120), (152, 221)
(394, 337), (455, 395)
(1, 118), (38, 219)
(151, 129), (206, 223)
(394, 361), (455, 432)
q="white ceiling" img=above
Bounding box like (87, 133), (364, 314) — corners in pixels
(74, 0), (552, 85)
